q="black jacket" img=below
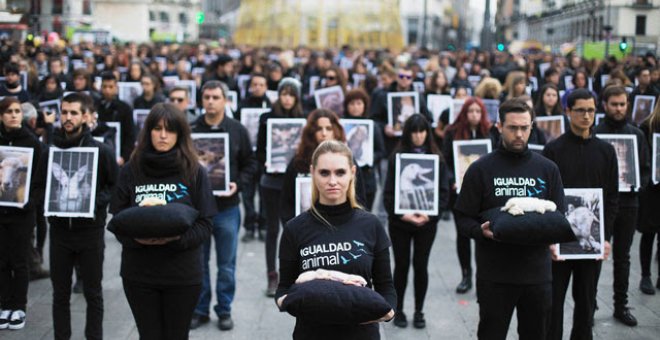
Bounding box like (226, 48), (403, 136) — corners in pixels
(96, 97), (136, 161)
(133, 93), (166, 110)
(236, 94), (272, 122)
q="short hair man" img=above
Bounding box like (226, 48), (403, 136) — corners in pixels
(168, 86), (196, 123)
(96, 71), (135, 165)
(455, 98), (566, 339)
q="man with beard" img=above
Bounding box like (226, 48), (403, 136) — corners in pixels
(0, 62), (30, 103)
(48, 93), (117, 340)
(96, 71), (135, 165)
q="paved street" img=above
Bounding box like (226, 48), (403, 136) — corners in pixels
(4, 191), (660, 340)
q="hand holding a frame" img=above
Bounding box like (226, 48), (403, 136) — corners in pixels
(402, 213), (430, 227)
(43, 109), (56, 125)
(384, 125), (396, 137)
(598, 241), (611, 261)
(216, 182), (237, 197)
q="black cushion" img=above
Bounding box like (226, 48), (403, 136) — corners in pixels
(480, 207), (576, 245)
(281, 279), (391, 325)
(108, 203), (199, 238)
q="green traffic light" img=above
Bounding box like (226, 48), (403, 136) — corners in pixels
(619, 42), (628, 51)
(196, 12), (205, 24)
(497, 43), (505, 51)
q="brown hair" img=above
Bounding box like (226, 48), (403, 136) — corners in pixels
(0, 97), (21, 115)
(293, 109), (346, 173)
(343, 89), (370, 117)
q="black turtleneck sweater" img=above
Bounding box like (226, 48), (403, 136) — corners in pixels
(276, 201), (396, 340)
(454, 144), (565, 284)
(543, 129), (619, 240)
(594, 115), (651, 207)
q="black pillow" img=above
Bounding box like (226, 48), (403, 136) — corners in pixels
(108, 203), (199, 238)
(281, 279), (391, 325)
(480, 207), (576, 245)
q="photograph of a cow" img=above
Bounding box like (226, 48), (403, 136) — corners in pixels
(557, 188), (605, 260)
(44, 147), (98, 218)
(0, 146), (34, 208)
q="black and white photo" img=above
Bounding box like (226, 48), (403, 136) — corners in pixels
(133, 109), (150, 133)
(482, 99), (500, 124)
(427, 94), (452, 126)
(452, 140), (492, 193)
(314, 85), (345, 116)
(557, 188), (605, 259)
(44, 147), (99, 218)
(387, 92), (420, 136)
(241, 108), (270, 151)
(294, 176), (312, 216)
(631, 95), (655, 126)
(394, 153), (440, 215)
(0, 146), (34, 208)
(535, 116), (565, 143)
(176, 80), (197, 109)
(266, 118), (305, 173)
(340, 118), (374, 167)
(191, 133), (231, 196)
(105, 122), (121, 161)
(450, 98), (466, 124)
(39, 99), (61, 126)
(597, 134), (641, 192)
(227, 90), (238, 112)
(118, 82), (143, 107)
(653, 133), (659, 184)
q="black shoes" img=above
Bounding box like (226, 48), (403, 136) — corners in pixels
(189, 314), (210, 330)
(258, 230), (266, 242)
(640, 276), (656, 295)
(413, 312), (426, 329)
(456, 269), (472, 294)
(393, 311), (407, 328)
(241, 231), (256, 243)
(266, 271), (278, 297)
(613, 307), (638, 327)
(218, 314), (234, 331)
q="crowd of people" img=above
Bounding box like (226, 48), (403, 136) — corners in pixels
(0, 36), (659, 340)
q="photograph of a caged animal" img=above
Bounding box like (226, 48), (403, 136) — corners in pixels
(45, 148), (98, 218)
(394, 153), (440, 216)
(191, 133), (230, 196)
(0, 146), (34, 208)
(558, 188), (605, 260)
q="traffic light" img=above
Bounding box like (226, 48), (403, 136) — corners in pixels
(497, 43), (505, 52)
(618, 38), (628, 52)
(196, 11), (205, 24)
(447, 43), (456, 51)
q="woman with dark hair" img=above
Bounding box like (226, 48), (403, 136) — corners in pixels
(125, 61), (145, 83)
(256, 78), (305, 296)
(384, 114), (449, 329)
(133, 74), (165, 110)
(276, 140), (396, 339)
(561, 69), (596, 109)
(109, 103), (216, 339)
(425, 70), (451, 96)
(37, 74), (64, 102)
(450, 66), (472, 93)
(324, 65), (348, 94)
(534, 84), (564, 117)
(442, 97), (491, 294)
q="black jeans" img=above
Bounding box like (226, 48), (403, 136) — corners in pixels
(611, 206), (637, 309)
(452, 210), (472, 275)
(388, 221), (438, 312)
(50, 226), (104, 340)
(262, 186), (282, 273)
(476, 279), (551, 340)
(35, 202), (48, 256)
(639, 231), (660, 277)
(123, 279), (201, 340)
(549, 260), (602, 340)
(0, 212), (33, 311)
(241, 168), (265, 233)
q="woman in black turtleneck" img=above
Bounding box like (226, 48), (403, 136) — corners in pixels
(276, 140), (395, 340)
(109, 104), (216, 339)
(384, 114), (450, 329)
(0, 97), (44, 330)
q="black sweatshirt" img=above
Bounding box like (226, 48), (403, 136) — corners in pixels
(543, 129), (619, 240)
(454, 144), (565, 284)
(191, 114), (257, 210)
(276, 202), (396, 340)
(594, 115), (652, 208)
(109, 165), (217, 285)
(96, 97), (136, 162)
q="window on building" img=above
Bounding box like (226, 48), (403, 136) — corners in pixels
(160, 12), (170, 23)
(407, 17), (419, 44)
(149, 11), (156, 22)
(636, 15), (646, 35)
(179, 13), (188, 24)
(52, 0), (63, 14)
(83, 0), (92, 15)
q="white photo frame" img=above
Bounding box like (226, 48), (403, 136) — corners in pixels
(266, 90), (278, 104)
(0, 146), (34, 208)
(535, 116), (565, 143)
(482, 99), (500, 124)
(241, 108), (270, 151)
(597, 134), (641, 192)
(387, 92), (420, 136)
(340, 119), (374, 167)
(631, 95), (656, 126)
(452, 140), (492, 193)
(309, 76), (320, 96)
(564, 75), (574, 91)
(557, 188), (605, 260)
(600, 74), (610, 88)
(467, 75), (481, 89)
(237, 74), (251, 99)
(44, 147), (99, 218)
(117, 82), (143, 106)
(413, 81), (426, 94)
(427, 94), (452, 126)
(162, 76), (180, 91)
(352, 74), (366, 90)
(191, 133), (231, 196)
(175, 80), (197, 109)
(39, 99), (62, 126)
(595, 113), (605, 126)
(227, 90), (238, 112)
(394, 153), (440, 216)
(653, 133), (659, 185)
(314, 85), (345, 117)
(450, 99), (466, 124)
(105, 122), (121, 161)
(265, 118), (306, 173)
(133, 109), (150, 133)
(295, 176), (312, 216)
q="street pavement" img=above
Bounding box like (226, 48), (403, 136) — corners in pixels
(3, 188), (660, 340)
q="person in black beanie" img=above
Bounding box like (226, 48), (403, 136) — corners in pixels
(109, 103), (216, 340)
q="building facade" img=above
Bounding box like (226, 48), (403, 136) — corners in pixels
(200, 0), (240, 40)
(399, 0), (472, 50)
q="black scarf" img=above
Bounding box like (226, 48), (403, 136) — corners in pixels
(604, 114), (627, 129)
(0, 124), (26, 143)
(53, 125), (90, 148)
(140, 146), (181, 178)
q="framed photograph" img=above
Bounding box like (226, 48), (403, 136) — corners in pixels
(191, 133), (231, 196)
(597, 134), (641, 192)
(529, 76), (539, 91)
(39, 99), (62, 126)
(600, 74), (610, 88)
(387, 92), (420, 136)
(241, 108), (270, 151)
(175, 80), (197, 109)
(265, 118), (306, 173)
(557, 188), (605, 260)
(309, 76), (320, 96)
(631, 95), (656, 126)
(0, 146), (34, 208)
(535, 116), (565, 143)
(133, 109), (150, 133)
(295, 176), (312, 216)
(595, 113), (605, 126)
(352, 74), (366, 90)
(44, 147), (99, 218)
(539, 63), (551, 79)
(394, 153), (440, 216)
(162, 76), (180, 91)
(266, 90), (278, 104)
(314, 85), (345, 117)
(653, 133), (659, 184)
(482, 99), (500, 124)
(226, 90), (238, 112)
(413, 81), (426, 94)
(117, 82), (143, 106)
(340, 119), (374, 167)
(450, 99), (465, 124)
(427, 94), (452, 126)
(20, 71), (28, 91)
(237, 74), (251, 99)
(564, 75), (575, 91)
(105, 122), (121, 161)
(467, 75), (481, 89)
(528, 144), (545, 153)
(452, 140), (492, 193)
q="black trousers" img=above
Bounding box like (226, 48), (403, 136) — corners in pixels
(549, 260), (602, 340)
(476, 279), (552, 340)
(242, 168), (266, 233)
(611, 206), (637, 309)
(35, 202), (48, 256)
(262, 186), (282, 273)
(452, 210), (472, 275)
(0, 212), (33, 311)
(50, 226), (104, 340)
(123, 279), (201, 340)
(388, 221), (437, 312)
(639, 231), (660, 277)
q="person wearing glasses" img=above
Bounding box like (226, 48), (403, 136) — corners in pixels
(168, 86), (196, 124)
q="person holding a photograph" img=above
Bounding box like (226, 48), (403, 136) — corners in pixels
(49, 93), (118, 340)
(256, 78), (304, 296)
(543, 89), (618, 340)
(384, 114), (449, 328)
(630, 68), (659, 108)
(441, 97), (492, 294)
(109, 103), (216, 340)
(189, 81), (257, 331)
(96, 71), (136, 165)
(454, 98), (566, 340)
(0, 97), (45, 331)
(594, 85), (651, 326)
(133, 74), (165, 110)
(275, 140), (396, 339)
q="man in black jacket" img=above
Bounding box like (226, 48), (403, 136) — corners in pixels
(189, 81), (257, 331)
(594, 85), (652, 326)
(96, 72), (135, 165)
(48, 93), (118, 340)
(454, 98), (565, 340)
(0, 62), (30, 103)
(543, 89), (618, 340)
